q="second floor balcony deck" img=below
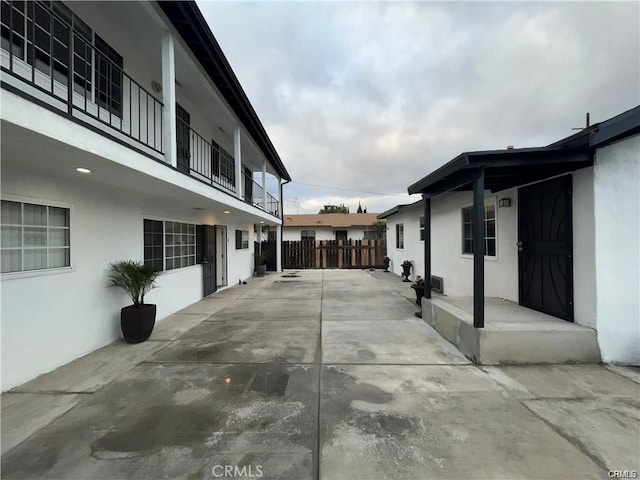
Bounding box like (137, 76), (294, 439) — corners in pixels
(0, 0), (283, 218)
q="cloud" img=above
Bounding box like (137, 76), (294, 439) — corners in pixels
(198, 0), (639, 214)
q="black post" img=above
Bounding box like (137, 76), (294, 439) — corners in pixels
(67, 29), (73, 114)
(473, 168), (485, 328)
(423, 194), (431, 300)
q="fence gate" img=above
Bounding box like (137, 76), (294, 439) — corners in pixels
(283, 239), (386, 269)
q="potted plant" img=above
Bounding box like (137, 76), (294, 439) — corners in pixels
(255, 250), (269, 277)
(411, 275), (426, 306)
(383, 256), (391, 272)
(401, 260), (413, 282)
(108, 260), (161, 344)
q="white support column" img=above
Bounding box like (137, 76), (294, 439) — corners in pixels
(234, 126), (243, 199)
(161, 33), (177, 168)
(262, 161), (267, 210)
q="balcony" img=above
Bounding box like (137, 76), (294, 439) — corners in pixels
(0, 0), (163, 156)
(243, 171), (280, 217)
(0, 0), (280, 218)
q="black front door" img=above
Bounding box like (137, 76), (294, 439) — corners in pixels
(518, 175), (573, 321)
(176, 104), (190, 174)
(202, 225), (216, 297)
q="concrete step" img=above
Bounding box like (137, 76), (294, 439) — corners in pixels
(422, 296), (601, 364)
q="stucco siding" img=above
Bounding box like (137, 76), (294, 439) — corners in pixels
(593, 134), (640, 364)
(1, 163), (257, 391)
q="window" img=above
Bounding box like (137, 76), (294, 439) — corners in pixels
(235, 230), (249, 249)
(143, 219), (163, 271)
(396, 223), (404, 249)
(165, 222), (196, 270)
(211, 140), (235, 185)
(363, 230), (377, 240)
(461, 201), (496, 257)
(94, 34), (123, 116)
(420, 216), (425, 241)
(301, 230), (315, 241)
(143, 220), (195, 271)
(1, 200), (70, 273)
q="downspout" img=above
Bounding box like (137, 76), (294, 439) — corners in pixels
(280, 178), (291, 272)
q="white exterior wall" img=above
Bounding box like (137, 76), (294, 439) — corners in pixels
(283, 227), (371, 242)
(593, 134), (640, 364)
(384, 204), (424, 281)
(1, 164), (258, 392)
(425, 191), (519, 300)
(572, 167), (597, 329)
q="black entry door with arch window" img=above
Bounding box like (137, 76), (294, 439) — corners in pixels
(518, 175), (574, 321)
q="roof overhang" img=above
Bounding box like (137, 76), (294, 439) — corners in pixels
(408, 147), (593, 197)
(377, 200), (421, 219)
(157, 1), (291, 182)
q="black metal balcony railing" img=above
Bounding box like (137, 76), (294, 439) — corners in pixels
(176, 116), (236, 193)
(243, 172), (280, 217)
(0, 0), (163, 154)
(1, 0), (280, 218)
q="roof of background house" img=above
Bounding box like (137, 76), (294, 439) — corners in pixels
(408, 105), (640, 196)
(377, 200), (422, 219)
(284, 213), (382, 228)
(157, 1), (291, 182)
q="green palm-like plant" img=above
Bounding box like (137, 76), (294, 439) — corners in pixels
(108, 260), (161, 307)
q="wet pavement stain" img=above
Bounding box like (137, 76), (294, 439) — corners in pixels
(91, 405), (225, 457)
(358, 349), (376, 360)
(346, 412), (419, 439)
(250, 369), (290, 396)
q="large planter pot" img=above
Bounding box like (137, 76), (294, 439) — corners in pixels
(402, 264), (412, 282)
(383, 260), (390, 272)
(256, 264), (267, 277)
(411, 285), (426, 306)
(121, 304), (156, 344)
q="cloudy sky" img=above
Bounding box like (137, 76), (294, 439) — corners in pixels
(198, 1), (639, 214)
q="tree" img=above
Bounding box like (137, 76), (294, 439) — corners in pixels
(368, 221), (386, 240)
(319, 204), (349, 214)
(357, 202), (363, 214)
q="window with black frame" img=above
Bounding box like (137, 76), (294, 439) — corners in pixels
(461, 202), (496, 257)
(235, 230), (248, 249)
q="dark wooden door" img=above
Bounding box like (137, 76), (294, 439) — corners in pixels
(518, 175), (573, 321)
(202, 225), (216, 296)
(176, 104), (190, 174)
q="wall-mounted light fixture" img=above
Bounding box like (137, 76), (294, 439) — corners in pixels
(499, 198), (511, 208)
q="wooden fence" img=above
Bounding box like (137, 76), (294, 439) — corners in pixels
(283, 239), (386, 269)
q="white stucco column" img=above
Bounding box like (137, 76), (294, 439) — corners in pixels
(262, 160), (267, 210)
(234, 126), (243, 199)
(161, 33), (177, 168)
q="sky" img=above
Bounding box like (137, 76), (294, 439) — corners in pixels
(197, 0), (639, 215)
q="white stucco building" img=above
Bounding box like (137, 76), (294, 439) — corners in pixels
(283, 213), (382, 242)
(0, 0), (291, 390)
(377, 201), (424, 281)
(389, 107), (639, 365)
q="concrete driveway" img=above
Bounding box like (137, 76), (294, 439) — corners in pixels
(2, 270), (639, 479)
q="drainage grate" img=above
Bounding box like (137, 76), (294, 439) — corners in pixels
(281, 274), (301, 278)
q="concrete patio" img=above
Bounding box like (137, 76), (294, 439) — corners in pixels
(2, 270), (639, 479)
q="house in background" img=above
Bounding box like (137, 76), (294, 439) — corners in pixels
(0, 0), (290, 390)
(283, 213), (382, 242)
(407, 106), (639, 365)
(377, 201), (424, 280)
